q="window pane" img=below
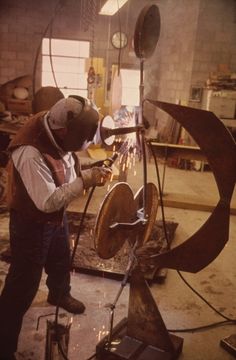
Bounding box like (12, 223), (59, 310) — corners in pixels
(42, 38), (89, 57)
(120, 69), (139, 106)
(121, 69), (140, 87)
(42, 71), (56, 87)
(122, 88), (139, 106)
(42, 38), (89, 94)
(42, 56), (86, 73)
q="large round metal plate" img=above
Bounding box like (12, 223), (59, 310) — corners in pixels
(94, 182), (136, 259)
(99, 115), (115, 146)
(134, 5), (161, 59)
(134, 183), (158, 246)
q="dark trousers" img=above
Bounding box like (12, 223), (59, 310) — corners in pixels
(0, 209), (71, 356)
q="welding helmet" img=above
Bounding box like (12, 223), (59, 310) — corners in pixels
(48, 97), (99, 152)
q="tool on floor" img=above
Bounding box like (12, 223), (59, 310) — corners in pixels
(45, 319), (72, 360)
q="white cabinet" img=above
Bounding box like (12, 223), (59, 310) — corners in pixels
(202, 89), (236, 119)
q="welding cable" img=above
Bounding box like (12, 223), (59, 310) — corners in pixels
(49, 23), (59, 88)
(177, 270), (236, 322)
(168, 319), (236, 333)
(69, 186), (96, 268)
(147, 140), (236, 332)
(54, 186), (96, 360)
(167, 271), (236, 333)
(55, 153), (119, 360)
(32, 0), (66, 96)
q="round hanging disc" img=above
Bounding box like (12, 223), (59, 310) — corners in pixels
(99, 115), (115, 146)
(134, 182), (159, 246)
(134, 4), (161, 59)
(94, 182), (136, 259)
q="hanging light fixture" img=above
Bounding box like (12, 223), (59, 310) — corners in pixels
(99, 0), (129, 16)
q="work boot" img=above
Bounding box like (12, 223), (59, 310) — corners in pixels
(47, 293), (85, 314)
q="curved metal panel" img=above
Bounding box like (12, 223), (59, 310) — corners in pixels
(149, 201), (230, 272)
(145, 100), (236, 272)
(147, 100), (236, 200)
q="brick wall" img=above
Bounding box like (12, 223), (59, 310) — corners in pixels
(190, 0), (236, 101)
(0, 0), (141, 90)
(0, 0), (235, 121)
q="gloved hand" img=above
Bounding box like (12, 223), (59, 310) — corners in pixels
(80, 159), (105, 170)
(90, 159), (106, 167)
(81, 166), (112, 189)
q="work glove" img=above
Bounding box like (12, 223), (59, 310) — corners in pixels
(81, 166), (112, 189)
(80, 159), (105, 170)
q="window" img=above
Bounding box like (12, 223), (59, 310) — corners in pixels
(120, 69), (139, 107)
(42, 38), (90, 98)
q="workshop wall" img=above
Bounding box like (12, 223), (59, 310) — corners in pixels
(190, 0), (236, 90)
(0, 0), (141, 94)
(0, 0), (235, 118)
(144, 0), (200, 138)
(144, 0), (236, 140)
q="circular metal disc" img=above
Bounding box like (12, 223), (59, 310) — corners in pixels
(94, 182), (136, 259)
(100, 115), (115, 146)
(134, 183), (159, 245)
(134, 4), (161, 59)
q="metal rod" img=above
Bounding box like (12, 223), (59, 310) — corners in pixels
(106, 240), (138, 347)
(103, 125), (143, 138)
(139, 58), (148, 219)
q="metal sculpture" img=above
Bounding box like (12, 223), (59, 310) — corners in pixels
(145, 100), (236, 273)
(94, 3), (236, 360)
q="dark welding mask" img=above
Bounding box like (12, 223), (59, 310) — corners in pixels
(48, 97), (99, 152)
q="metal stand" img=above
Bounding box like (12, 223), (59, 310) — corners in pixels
(96, 267), (183, 360)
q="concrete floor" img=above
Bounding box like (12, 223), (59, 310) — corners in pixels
(0, 159), (236, 360)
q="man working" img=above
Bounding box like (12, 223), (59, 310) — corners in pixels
(0, 97), (111, 359)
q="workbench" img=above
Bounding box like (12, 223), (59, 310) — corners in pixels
(149, 142), (207, 162)
(148, 141), (236, 215)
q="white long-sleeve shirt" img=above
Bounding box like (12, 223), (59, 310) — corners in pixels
(11, 116), (84, 213)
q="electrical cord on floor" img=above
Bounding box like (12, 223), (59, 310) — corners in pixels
(32, 0), (66, 96)
(176, 270), (235, 322)
(55, 153), (119, 360)
(168, 320), (236, 333)
(54, 186), (96, 360)
(147, 140), (236, 333)
(69, 186), (96, 268)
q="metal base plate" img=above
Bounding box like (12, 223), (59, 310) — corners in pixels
(96, 318), (183, 360)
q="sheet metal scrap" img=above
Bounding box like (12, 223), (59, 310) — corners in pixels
(146, 100), (236, 273)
